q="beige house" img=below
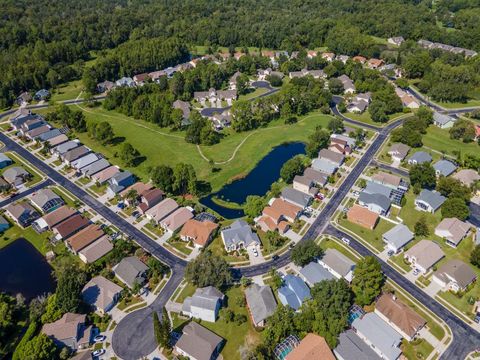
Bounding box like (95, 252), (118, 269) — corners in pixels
(433, 259), (477, 292)
(81, 276), (123, 314)
(435, 218), (471, 248)
(404, 240), (444, 274)
(159, 207), (193, 233)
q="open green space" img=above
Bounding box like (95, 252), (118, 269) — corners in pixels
(71, 104), (333, 191)
(0, 222), (50, 253)
(50, 80), (84, 102)
(422, 126), (480, 158)
(117, 295), (144, 311)
(341, 110), (408, 127)
(410, 85), (480, 110)
(238, 87), (268, 101)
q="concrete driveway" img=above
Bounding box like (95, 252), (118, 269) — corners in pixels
(247, 245), (264, 265)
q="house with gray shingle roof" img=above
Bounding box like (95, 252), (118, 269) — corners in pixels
(311, 158), (337, 175)
(334, 329), (382, 360)
(182, 287), (224, 323)
(299, 261), (334, 287)
(319, 248), (356, 282)
(106, 171), (135, 197)
(175, 322), (223, 360)
(407, 151), (432, 165)
(281, 187), (313, 209)
(81, 276), (123, 315)
(0, 153), (12, 169)
(3, 166), (30, 186)
(30, 188), (65, 213)
(432, 259), (476, 292)
(278, 275), (311, 311)
(388, 143), (410, 161)
(433, 112), (456, 129)
(221, 220), (260, 252)
(382, 224), (414, 253)
(113, 256), (149, 289)
(358, 192), (391, 215)
(245, 284), (277, 327)
(414, 189), (446, 213)
(37, 129), (62, 142)
(81, 158), (110, 177)
(433, 159), (457, 177)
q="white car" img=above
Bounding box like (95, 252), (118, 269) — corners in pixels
(93, 335), (106, 343)
(253, 248), (258, 257)
(92, 349), (105, 357)
(341, 237), (350, 245)
(412, 269), (420, 276)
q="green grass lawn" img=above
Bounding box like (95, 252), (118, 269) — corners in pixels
(389, 253), (412, 273)
(207, 234), (249, 263)
(337, 216), (395, 251)
(319, 237), (359, 262)
(175, 283), (197, 303)
(50, 80), (84, 102)
(5, 152), (43, 186)
(422, 126), (480, 158)
(117, 295), (144, 311)
(342, 110), (408, 127)
(71, 104), (333, 191)
(0, 223), (51, 253)
(401, 338), (435, 360)
(238, 87), (268, 101)
(167, 238), (193, 255)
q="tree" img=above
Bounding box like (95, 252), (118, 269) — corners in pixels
(93, 121), (114, 144)
(416, 106), (433, 125)
(327, 117), (344, 134)
(265, 231), (286, 249)
(200, 125), (220, 145)
(0, 293), (15, 343)
(410, 163), (436, 189)
(13, 333), (56, 360)
(290, 240), (323, 266)
(268, 268), (283, 290)
(299, 279), (353, 348)
(161, 307), (171, 348)
(414, 216), (429, 237)
(266, 74), (283, 87)
(471, 245), (480, 268)
(449, 119), (476, 142)
(119, 142), (140, 166)
(328, 78), (344, 95)
(185, 250), (232, 288)
(280, 155), (306, 183)
(54, 266), (87, 315)
(306, 127), (330, 158)
(441, 197), (469, 220)
(173, 163), (197, 195)
(436, 177), (471, 202)
(150, 165), (174, 193)
(236, 74), (250, 95)
(244, 195), (266, 218)
(395, 78), (409, 89)
(369, 100), (388, 123)
(351, 256), (384, 306)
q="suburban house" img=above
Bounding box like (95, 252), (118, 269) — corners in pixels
(174, 321), (223, 360)
(182, 286), (224, 322)
(388, 143), (410, 162)
(91, 166), (120, 184)
(367, 58), (384, 69)
(34, 89), (50, 100)
(106, 171), (135, 197)
(433, 159), (457, 177)
(285, 333), (335, 360)
(433, 259), (477, 292)
(289, 69), (326, 79)
(0, 153), (12, 169)
(433, 112), (456, 129)
(293, 175), (317, 195)
(62, 146), (90, 165)
(303, 167), (329, 188)
(81, 158), (110, 178)
(329, 134), (355, 155)
(407, 151), (432, 165)
(51, 140), (79, 157)
(221, 219), (260, 252)
(347, 205), (379, 229)
(281, 187), (313, 209)
(119, 182), (153, 206)
(37, 129), (62, 143)
(20, 118), (46, 134)
(66, 224), (104, 255)
(319, 148), (345, 166)
(78, 235), (113, 264)
(30, 188), (64, 213)
(71, 153), (100, 171)
(353, 55), (367, 64)
(299, 261), (334, 287)
(257, 198), (302, 234)
(337, 55), (350, 64)
(404, 240), (445, 274)
(115, 77), (135, 87)
(137, 188), (165, 214)
(245, 284), (277, 327)
(311, 158), (337, 175)
(172, 100), (191, 126)
(180, 219), (218, 248)
(278, 275), (311, 311)
(16, 91), (32, 106)
(113, 256), (149, 289)
(318, 248), (356, 282)
(375, 294), (426, 341)
(352, 312), (402, 360)
(133, 73), (150, 85)
(0, 216), (10, 233)
(96, 80), (115, 93)
(435, 218), (471, 248)
(347, 93), (372, 113)
(47, 134), (69, 148)
(159, 207), (193, 233)
(4, 202), (39, 228)
(52, 214), (90, 241)
(42, 313), (92, 351)
(453, 169), (480, 187)
(334, 329), (382, 360)
(257, 68), (284, 81)
(81, 276), (123, 315)
(382, 224), (414, 253)
(229, 71), (242, 89)
(388, 36), (405, 46)
(337, 75), (355, 94)
(145, 198), (179, 223)
(371, 172), (408, 204)
(358, 192), (391, 215)
(321, 52), (335, 62)
(3, 166), (30, 187)
(414, 189), (446, 213)
(307, 50), (318, 58)
(193, 88), (237, 106)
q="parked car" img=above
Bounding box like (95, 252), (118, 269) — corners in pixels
(93, 335), (106, 343)
(92, 349), (105, 357)
(253, 248), (258, 257)
(474, 315), (480, 324)
(412, 268), (420, 276)
(387, 250), (395, 257)
(272, 255), (279, 261)
(341, 237), (350, 245)
(117, 202), (125, 209)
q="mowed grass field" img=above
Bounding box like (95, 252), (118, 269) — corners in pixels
(422, 125), (480, 157)
(71, 104), (333, 191)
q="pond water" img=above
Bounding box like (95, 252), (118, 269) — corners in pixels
(0, 238), (56, 300)
(201, 142), (306, 219)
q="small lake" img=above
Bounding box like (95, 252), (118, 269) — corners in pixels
(201, 142), (306, 219)
(0, 238), (56, 300)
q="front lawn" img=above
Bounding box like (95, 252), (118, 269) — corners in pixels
(318, 237), (359, 262)
(117, 295), (144, 311)
(401, 338), (435, 360)
(166, 238), (193, 256)
(207, 235), (249, 263)
(50, 80), (84, 102)
(341, 110), (407, 127)
(238, 87), (268, 101)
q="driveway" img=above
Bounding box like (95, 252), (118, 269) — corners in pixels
(247, 245), (264, 265)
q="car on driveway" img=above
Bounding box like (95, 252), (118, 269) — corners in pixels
(412, 268), (420, 276)
(93, 335), (106, 343)
(474, 315), (480, 324)
(92, 349), (105, 357)
(253, 248), (258, 257)
(387, 250), (395, 257)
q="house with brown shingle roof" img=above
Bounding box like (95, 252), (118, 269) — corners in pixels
(453, 169), (480, 187)
(434, 218), (471, 248)
(81, 275), (122, 314)
(146, 198), (179, 223)
(52, 214), (90, 241)
(42, 313), (92, 350)
(137, 188), (165, 214)
(67, 224), (104, 254)
(285, 333), (335, 360)
(78, 235), (113, 264)
(33, 206), (77, 232)
(433, 259), (477, 292)
(119, 182), (153, 206)
(375, 293), (426, 341)
(347, 205), (379, 229)
(256, 198), (302, 234)
(91, 166), (120, 184)
(367, 58), (384, 69)
(180, 219), (218, 248)
(159, 207), (193, 233)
